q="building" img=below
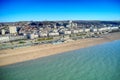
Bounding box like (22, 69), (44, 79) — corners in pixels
(78, 29), (84, 33)
(0, 36), (9, 42)
(9, 26), (17, 34)
(85, 28), (90, 32)
(72, 30), (79, 34)
(27, 33), (38, 39)
(48, 32), (59, 36)
(39, 32), (48, 37)
(0, 35), (27, 43)
(1, 29), (5, 35)
(63, 30), (71, 35)
(98, 27), (109, 32)
(93, 28), (98, 32)
(53, 23), (57, 29)
(111, 27), (119, 32)
(39, 30), (48, 37)
(9, 35), (27, 41)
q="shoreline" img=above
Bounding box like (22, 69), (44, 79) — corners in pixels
(0, 32), (120, 66)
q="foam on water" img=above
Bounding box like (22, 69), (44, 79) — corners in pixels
(0, 40), (120, 80)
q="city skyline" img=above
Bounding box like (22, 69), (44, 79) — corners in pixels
(0, 0), (120, 22)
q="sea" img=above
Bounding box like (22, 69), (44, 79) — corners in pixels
(0, 40), (120, 80)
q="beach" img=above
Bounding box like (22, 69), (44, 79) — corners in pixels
(0, 32), (120, 66)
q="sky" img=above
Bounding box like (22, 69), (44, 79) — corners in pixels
(0, 0), (120, 22)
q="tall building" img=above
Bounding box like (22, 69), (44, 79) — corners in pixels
(1, 29), (5, 35)
(9, 26), (17, 34)
(69, 20), (72, 24)
(69, 20), (73, 28)
(53, 23), (57, 29)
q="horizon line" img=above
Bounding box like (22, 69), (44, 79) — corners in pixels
(0, 19), (120, 23)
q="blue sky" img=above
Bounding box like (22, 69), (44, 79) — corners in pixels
(0, 0), (120, 22)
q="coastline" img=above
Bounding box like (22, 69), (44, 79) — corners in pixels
(0, 32), (120, 66)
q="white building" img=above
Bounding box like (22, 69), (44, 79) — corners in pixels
(9, 26), (17, 34)
(28, 33), (38, 39)
(66, 24), (71, 28)
(39, 32), (48, 37)
(98, 27), (119, 32)
(72, 30), (79, 34)
(111, 27), (119, 31)
(39, 30), (48, 37)
(98, 27), (109, 32)
(63, 30), (71, 35)
(85, 29), (90, 32)
(59, 26), (64, 29)
(78, 29), (84, 33)
(93, 28), (98, 32)
(0, 35), (26, 42)
(9, 36), (27, 41)
(0, 36), (9, 42)
(53, 23), (57, 29)
(1, 29), (5, 35)
(48, 32), (59, 36)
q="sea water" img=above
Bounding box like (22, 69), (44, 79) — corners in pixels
(0, 40), (120, 80)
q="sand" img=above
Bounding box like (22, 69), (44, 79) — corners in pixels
(0, 32), (120, 66)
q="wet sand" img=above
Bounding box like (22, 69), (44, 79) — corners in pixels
(0, 32), (120, 66)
